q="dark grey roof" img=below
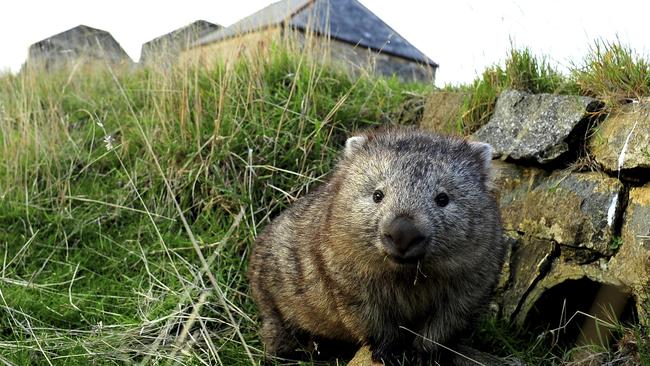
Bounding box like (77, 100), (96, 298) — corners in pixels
(290, 0), (436, 66)
(140, 20), (221, 63)
(193, 0), (436, 67)
(29, 25), (131, 65)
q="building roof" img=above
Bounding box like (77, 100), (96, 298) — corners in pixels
(193, 0), (437, 67)
(195, 0), (310, 46)
(29, 25), (131, 64)
(140, 20), (221, 63)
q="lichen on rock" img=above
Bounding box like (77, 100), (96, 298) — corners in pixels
(494, 161), (623, 256)
(474, 89), (600, 164)
(588, 101), (650, 175)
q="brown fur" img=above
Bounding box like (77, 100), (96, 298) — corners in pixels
(248, 128), (506, 364)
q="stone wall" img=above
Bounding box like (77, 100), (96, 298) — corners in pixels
(421, 89), (650, 336)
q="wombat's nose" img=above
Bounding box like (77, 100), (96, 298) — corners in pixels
(382, 216), (426, 257)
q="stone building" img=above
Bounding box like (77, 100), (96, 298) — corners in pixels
(140, 20), (221, 66)
(26, 25), (132, 71)
(185, 0), (438, 83)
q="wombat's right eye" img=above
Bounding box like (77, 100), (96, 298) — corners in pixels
(372, 190), (384, 203)
(435, 192), (449, 207)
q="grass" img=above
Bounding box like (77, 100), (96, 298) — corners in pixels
(444, 39), (650, 134)
(1, 35), (650, 365)
(444, 46), (577, 134)
(471, 312), (650, 365)
(0, 40), (431, 364)
(573, 39), (650, 107)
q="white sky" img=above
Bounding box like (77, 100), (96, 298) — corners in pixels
(1, 1), (648, 87)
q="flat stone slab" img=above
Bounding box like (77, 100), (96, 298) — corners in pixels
(588, 101), (650, 173)
(495, 161), (623, 255)
(474, 90), (600, 164)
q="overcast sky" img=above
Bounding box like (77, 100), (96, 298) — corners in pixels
(1, 1), (648, 86)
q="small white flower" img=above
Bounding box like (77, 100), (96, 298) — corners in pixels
(96, 121), (104, 128)
(103, 135), (115, 151)
(92, 320), (103, 334)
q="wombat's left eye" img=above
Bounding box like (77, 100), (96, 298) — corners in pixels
(434, 193), (449, 207)
(372, 190), (384, 203)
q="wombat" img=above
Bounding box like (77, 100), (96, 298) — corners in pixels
(248, 127), (506, 364)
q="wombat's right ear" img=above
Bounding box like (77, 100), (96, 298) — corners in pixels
(469, 141), (495, 187)
(344, 135), (367, 157)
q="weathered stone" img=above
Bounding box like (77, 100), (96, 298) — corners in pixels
(495, 161), (623, 255)
(492, 160), (547, 209)
(499, 234), (555, 319)
(514, 259), (629, 325)
(558, 245), (601, 264)
(588, 102), (650, 173)
(348, 346), (380, 366)
(509, 184), (650, 326)
(419, 92), (468, 136)
(608, 183), (650, 320)
(495, 234), (517, 294)
(474, 90), (600, 164)
(492, 161), (630, 323)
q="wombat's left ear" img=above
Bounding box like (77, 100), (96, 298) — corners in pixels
(344, 135), (367, 157)
(469, 141), (495, 185)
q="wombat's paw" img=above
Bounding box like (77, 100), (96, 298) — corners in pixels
(370, 345), (418, 366)
(261, 319), (302, 358)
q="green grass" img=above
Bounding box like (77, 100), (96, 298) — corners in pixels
(445, 46), (577, 134)
(443, 40), (650, 134)
(0, 42), (430, 364)
(2, 38), (650, 365)
(573, 39), (650, 107)
(468, 313), (650, 365)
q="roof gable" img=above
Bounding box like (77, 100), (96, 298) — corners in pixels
(143, 20), (221, 48)
(289, 0), (436, 66)
(32, 25), (111, 48)
(196, 0), (311, 46)
(192, 0), (436, 67)
(141, 20), (221, 62)
(28, 24), (132, 65)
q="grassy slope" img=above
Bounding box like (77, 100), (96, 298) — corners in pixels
(0, 44), (430, 364)
(1, 40), (649, 365)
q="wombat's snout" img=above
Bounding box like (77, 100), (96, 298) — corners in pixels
(381, 216), (426, 263)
